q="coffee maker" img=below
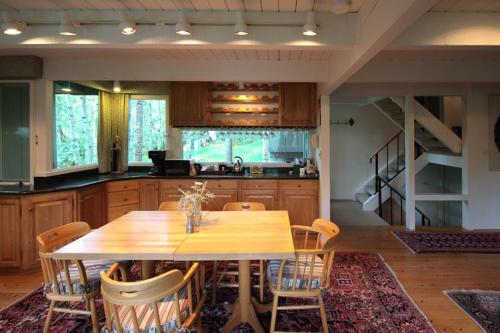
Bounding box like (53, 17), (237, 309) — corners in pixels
(148, 150), (166, 175)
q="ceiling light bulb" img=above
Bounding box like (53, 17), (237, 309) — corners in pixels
(175, 11), (191, 36)
(120, 11), (136, 35)
(331, 0), (351, 14)
(233, 12), (248, 36)
(113, 80), (121, 93)
(2, 12), (23, 35)
(59, 12), (76, 36)
(302, 12), (317, 36)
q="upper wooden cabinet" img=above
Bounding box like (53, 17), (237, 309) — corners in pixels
(279, 82), (317, 127)
(170, 82), (209, 127)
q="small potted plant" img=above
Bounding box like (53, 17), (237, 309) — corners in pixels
(178, 181), (215, 232)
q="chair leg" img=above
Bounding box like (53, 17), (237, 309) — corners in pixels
(318, 295), (328, 333)
(212, 261), (218, 305)
(270, 295), (279, 333)
(259, 260), (264, 303)
(43, 300), (56, 333)
(89, 297), (99, 333)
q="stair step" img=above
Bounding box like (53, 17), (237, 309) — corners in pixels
(355, 192), (371, 204)
(365, 184), (376, 195)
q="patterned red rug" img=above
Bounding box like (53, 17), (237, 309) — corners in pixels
(392, 231), (500, 253)
(445, 289), (500, 333)
(0, 252), (434, 333)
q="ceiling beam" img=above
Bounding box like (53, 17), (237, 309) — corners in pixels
(0, 10), (355, 50)
(319, 0), (439, 95)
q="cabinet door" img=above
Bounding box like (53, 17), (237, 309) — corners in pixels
(140, 180), (159, 211)
(21, 192), (75, 268)
(280, 190), (318, 226)
(0, 198), (21, 267)
(78, 185), (106, 229)
(205, 189), (239, 211)
(241, 190), (279, 210)
(159, 189), (183, 206)
(279, 83), (317, 126)
(170, 82), (209, 126)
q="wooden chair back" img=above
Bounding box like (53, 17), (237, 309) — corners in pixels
(158, 201), (181, 211)
(101, 262), (206, 333)
(223, 202), (266, 211)
(36, 222), (92, 297)
(279, 221), (340, 291)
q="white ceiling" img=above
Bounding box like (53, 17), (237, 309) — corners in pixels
(431, 0), (500, 12)
(0, 47), (334, 61)
(0, 0), (364, 12)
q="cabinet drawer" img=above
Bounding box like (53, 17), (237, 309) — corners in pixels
(279, 180), (318, 190)
(241, 180), (278, 190)
(107, 180), (140, 192)
(159, 180), (196, 190)
(108, 190), (140, 207)
(108, 203), (139, 222)
(206, 180), (239, 190)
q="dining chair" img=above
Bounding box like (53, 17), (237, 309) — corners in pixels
(37, 222), (125, 333)
(212, 202), (266, 304)
(158, 201), (181, 211)
(100, 261), (206, 333)
(267, 219), (340, 333)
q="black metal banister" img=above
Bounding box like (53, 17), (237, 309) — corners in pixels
(369, 130), (403, 161)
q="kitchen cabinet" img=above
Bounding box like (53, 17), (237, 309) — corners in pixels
(279, 180), (319, 225)
(107, 180), (140, 222)
(0, 198), (21, 267)
(140, 180), (159, 210)
(279, 82), (317, 127)
(20, 191), (75, 268)
(170, 82), (209, 126)
(77, 184), (106, 229)
(205, 189), (239, 211)
(241, 180), (279, 210)
(158, 179), (193, 205)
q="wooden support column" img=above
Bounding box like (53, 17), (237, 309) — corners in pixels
(318, 95), (331, 220)
(404, 94), (416, 230)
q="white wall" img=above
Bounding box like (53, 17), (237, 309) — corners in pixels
(464, 94), (500, 229)
(330, 102), (400, 199)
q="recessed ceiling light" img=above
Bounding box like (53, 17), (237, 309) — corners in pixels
(2, 12), (23, 35)
(302, 12), (317, 36)
(233, 12), (248, 36)
(113, 80), (121, 93)
(175, 11), (191, 36)
(59, 12), (76, 36)
(120, 11), (136, 35)
(332, 0), (351, 14)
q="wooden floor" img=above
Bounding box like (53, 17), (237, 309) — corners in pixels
(1, 225), (500, 333)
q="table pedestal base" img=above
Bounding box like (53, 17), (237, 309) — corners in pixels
(221, 260), (266, 333)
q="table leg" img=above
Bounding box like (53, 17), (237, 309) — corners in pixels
(141, 260), (156, 279)
(221, 260), (264, 333)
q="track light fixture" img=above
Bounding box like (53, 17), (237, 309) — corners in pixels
(113, 80), (121, 93)
(2, 11), (23, 35)
(302, 12), (317, 36)
(233, 12), (248, 36)
(119, 11), (136, 35)
(59, 12), (76, 36)
(175, 11), (191, 36)
(331, 0), (351, 14)
(61, 82), (72, 93)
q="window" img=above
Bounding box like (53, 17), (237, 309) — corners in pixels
(53, 82), (98, 169)
(128, 96), (167, 163)
(182, 130), (309, 163)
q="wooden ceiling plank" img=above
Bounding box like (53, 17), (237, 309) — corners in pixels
(191, 0), (212, 10)
(295, 0), (314, 11)
(222, 49), (239, 60)
(0, 0), (60, 9)
(243, 0), (261, 11)
(278, 0), (296, 12)
(268, 49), (279, 60)
(172, 0), (195, 9)
(256, 49), (269, 60)
(206, 0), (229, 10)
(133, 0), (162, 9)
(154, 0), (178, 9)
(121, 0), (146, 9)
(261, 0), (278, 11)
(289, 49), (302, 61)
(279, 49), (290, 61)
(313, 0), (332, 11)
(234, 49), (248, 60)
(225, 0), (244, 11)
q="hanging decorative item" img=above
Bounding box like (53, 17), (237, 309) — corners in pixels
(330, 117), (355, 126)
(111, 135), (124, 174)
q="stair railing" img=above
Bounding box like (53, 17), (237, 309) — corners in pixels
(370, 130), (404, 196)
(377, 176), (431, 226)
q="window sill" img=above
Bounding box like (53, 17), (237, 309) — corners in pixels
(35, 164), (98, 177)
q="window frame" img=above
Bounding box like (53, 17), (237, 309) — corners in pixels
(52, 86), (99, 170)
(127, 94), (168, 166)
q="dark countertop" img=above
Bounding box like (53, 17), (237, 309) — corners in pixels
(0, 172), (319, 195)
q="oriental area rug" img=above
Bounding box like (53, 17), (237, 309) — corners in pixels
(445, 289), (500, 333)
(392, 231), (500, 253)
(0, 252), (435, 333)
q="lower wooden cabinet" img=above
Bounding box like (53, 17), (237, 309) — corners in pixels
(280, 189), (319, 226)
(107, 181), (140, 222)
(77, 184), (106, 229)
(241, 190), (279, 210)
(205, 189), (239, 211)
(159, 189), (183, 205)
(20, 191), (75, 269)
(0, 198), (21, 267)
(140, 180), (159, 210)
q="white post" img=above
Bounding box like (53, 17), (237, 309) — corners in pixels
(461, 86), (470, 229)
(404, 94), (416, 230)
(319, 95), (331, 220)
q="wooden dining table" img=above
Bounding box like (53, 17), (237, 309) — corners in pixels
(54, 210), (295, 333)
